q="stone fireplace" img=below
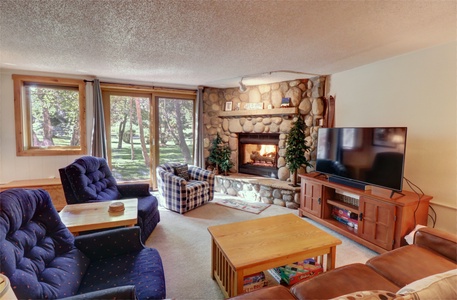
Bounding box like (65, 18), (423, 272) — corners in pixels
(238, 133), (279, 178)
(201, 76), (327, 208)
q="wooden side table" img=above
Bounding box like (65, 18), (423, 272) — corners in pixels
(0, 178), (66, 211)
(59, 199), (138, 235)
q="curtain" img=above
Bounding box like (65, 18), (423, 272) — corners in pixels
(91, 79), (108, 159)
(193, 86), (205, 167)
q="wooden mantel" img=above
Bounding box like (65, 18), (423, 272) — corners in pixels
(217, 107), (298, 118)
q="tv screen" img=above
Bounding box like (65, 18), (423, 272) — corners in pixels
(316, 127), (407, 191)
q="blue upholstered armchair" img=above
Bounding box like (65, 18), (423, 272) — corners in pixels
(59, 156), (160, 243)
(156, 163), (215, 214)
(0, 188), (166, 300)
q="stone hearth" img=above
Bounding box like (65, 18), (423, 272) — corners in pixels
(215, 173), (301, 209)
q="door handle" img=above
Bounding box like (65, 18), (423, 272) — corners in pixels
(359, 213), (363, 221)
(318, 197), (321, 205)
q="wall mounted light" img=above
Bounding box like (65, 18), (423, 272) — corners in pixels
(238, 70), (321, 92)
(239, 78), (247, 92)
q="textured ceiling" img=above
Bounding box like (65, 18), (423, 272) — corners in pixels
(0, 0), (456, 89)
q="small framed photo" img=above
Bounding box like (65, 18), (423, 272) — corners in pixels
(225, 101), (233, 111)
(281, 97), (291, 107)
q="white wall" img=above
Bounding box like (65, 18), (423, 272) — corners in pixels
(328, 42), (457, 234)
(0, 69), (94, 183)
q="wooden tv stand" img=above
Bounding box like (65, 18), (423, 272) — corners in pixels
(298, 173), (432, 253)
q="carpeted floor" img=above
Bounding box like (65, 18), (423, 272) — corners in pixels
(145, 192), (377, 300)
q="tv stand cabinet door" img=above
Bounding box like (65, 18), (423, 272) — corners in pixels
(300, 181), (322, 218)
(358, 196), (396, 251)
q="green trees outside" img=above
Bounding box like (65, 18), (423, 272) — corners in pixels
(28, 86), (80, 147)
(108, 96), (194, 181)
(158, 98), (193, 164)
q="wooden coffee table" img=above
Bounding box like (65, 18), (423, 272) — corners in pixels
(59, 198), (138, 235)
(207, 213), (342, 297)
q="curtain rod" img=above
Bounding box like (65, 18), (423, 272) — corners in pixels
(84, 79), (196, 94)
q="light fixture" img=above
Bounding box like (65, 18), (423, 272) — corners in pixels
(238, 70), (321, 92)
(239, 78), (247, 92)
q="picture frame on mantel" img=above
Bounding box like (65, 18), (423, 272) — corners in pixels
(281, 97), (291, 107)
(225, 101), (233, 111)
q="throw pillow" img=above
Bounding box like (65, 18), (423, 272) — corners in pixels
(396, 269), (457, 299)
(173, 164), (189, 181)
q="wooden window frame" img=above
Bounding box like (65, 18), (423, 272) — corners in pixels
(13, 74), (87, 156)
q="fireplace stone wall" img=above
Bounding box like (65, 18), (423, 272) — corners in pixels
(203, 76), (327, 183)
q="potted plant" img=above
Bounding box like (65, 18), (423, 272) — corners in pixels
(285, 114), (311, 186)
(208, 133), (233, 175)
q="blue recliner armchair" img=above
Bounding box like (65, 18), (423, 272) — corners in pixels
(59, 156), (160, 243)
(0, 188), (166, 299)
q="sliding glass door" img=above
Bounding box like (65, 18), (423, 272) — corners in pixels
(104, 92), (152, 182)
(102, 88), (196, 188)
(156, 96), (194, 165)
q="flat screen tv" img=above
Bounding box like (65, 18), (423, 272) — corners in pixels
(315, 127), (407, 192)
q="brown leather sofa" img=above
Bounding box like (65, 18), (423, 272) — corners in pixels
(230, 227), (457, 300)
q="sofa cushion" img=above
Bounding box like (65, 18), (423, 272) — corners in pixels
(330, 290), (397, 300)
(78, 247), (166, 299)
(366, 244), (457, 287)
(396, 269), (457, 299)
(290, 263), (400, 300)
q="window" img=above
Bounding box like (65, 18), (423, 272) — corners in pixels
(13, 75), (86, 156)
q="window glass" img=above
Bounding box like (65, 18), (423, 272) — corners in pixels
(158, 97), (194, 165)
(108, 94), (151, 181)
(26, 84), (80, 147)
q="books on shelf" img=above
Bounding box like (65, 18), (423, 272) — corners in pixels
(331, 206), (358, 230)
(268, 258), (323, 286)
(243, 271), (268, 293)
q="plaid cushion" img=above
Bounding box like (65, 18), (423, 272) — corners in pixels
(156, 163), (215, 214)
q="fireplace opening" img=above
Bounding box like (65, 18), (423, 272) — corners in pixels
(238, 133), (280, 178)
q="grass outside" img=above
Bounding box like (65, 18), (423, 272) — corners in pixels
(111, 138), (192, 181)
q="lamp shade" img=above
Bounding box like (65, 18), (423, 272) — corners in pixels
(0, 274), (17, 300)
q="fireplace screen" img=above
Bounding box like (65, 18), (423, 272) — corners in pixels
(238, 133), (279, 178)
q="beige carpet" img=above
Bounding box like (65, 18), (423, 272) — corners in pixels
(146, 192), (377, 300)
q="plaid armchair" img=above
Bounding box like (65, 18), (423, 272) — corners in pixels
(156, 163), (214, 214)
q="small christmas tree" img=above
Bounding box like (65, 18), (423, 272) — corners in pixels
(208, 133), (233, 175)
(285, 114), (311, 186)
